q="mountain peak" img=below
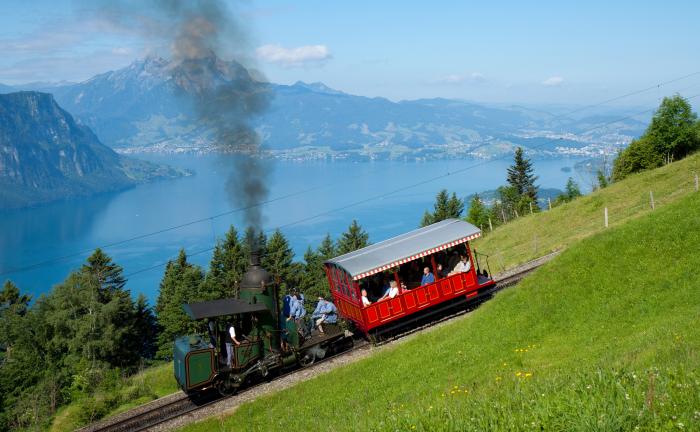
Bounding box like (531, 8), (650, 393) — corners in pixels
(292, 81), (344, 95)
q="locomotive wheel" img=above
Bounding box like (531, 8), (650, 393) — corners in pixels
(299, 351), (316, 367)
(216, 374), (241, 397)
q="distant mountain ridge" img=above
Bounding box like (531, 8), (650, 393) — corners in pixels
(0, 56), (648, 160)
(0, 91), (188, 209)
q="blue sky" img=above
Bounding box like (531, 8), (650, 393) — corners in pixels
(1, 0), (699, 105)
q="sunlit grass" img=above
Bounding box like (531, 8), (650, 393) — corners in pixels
(474, 152), (700, 272)
(181, 190), (700, 431)
(49, 362), (177, 432)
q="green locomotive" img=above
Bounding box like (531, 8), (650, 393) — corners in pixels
(174, 253), (352, 395)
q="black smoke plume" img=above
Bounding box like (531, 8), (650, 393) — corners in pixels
(91, 0), (271, 231)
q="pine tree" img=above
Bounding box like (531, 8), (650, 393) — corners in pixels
(466, 194), (490, 230)
(130, 294), (158, 360)
(0, 280), (30, 312)
(318, 233), (336, 260)
(155, 249), (205, 359)
(242, 226), (267, 259)
(421, 189), (464, 226)
(336, 220), (370, 254)
(565, 177), (582, 200)
(203, 225), (247, 299)
(507, 147), (539, 206)
(596, 169), (609, 189)
(263, 229), (299, 295)
(81, 248), (127, 302)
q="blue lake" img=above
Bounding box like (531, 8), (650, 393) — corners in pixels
(0, 155), (588, 303)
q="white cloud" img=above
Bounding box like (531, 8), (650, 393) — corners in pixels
(542, 76), (564, 86)
(435, 72), (485, 85)
(111, 47), (132, 55)
(256, 44), (331, 68)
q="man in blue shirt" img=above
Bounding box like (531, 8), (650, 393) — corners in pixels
(311, 296), (338, 334)
(287, 292), (306, 322)
(421, 266), (435, 285)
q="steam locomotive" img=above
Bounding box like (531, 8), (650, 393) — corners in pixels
(174, 219), (495, 395)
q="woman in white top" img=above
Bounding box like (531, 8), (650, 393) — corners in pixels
(378, 280), (399, 301)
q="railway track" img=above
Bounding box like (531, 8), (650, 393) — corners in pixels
(82, 252), (557, 432)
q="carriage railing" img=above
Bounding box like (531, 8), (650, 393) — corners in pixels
(473, 250), (493, 280)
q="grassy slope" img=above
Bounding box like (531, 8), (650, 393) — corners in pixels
(183, 192), (700, 431)
(473, 152), (700, 272)
(50, 363), (176, 432)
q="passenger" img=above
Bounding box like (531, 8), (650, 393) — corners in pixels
(312, 296), (338, 334)
(287, 292), (306, 322)
(448, 255), (472, 275)
(421, 267), (435, 285)
(361, 289), (372, 307)
(225, 322), (241, 368)
(378, 280), (399, 301)
(436, 263), (449, 278)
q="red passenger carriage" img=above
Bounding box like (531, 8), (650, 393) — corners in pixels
(324, 219), (496, 338)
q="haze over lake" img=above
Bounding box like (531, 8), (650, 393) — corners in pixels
(0, 155), (587, 303)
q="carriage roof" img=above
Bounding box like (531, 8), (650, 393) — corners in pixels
(183, 298), (269, 320)
(325, 218), (481, 281)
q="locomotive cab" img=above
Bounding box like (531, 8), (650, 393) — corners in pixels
(174, 298), (269, 393)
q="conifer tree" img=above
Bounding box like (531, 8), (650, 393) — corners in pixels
(336, 220), (370, 255)
(421, 189), (464, 226)
(507, 147), (539, 207)
(155, 249), (205, 359)
(263, 229), (300, 295)
(317, 233), (336, 260)
(466, 194), (490, 231)
(565, 177), (582, 200)
(130, 294), (158, 360)
(203, 226), (247, 299)
(300, 233), (336, 300)
(81, 248), (127, 302)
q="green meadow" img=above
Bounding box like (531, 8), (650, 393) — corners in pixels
(182, 187), (700, 431)
(50, 363), (176, 432)
(473, 152), (700, 272)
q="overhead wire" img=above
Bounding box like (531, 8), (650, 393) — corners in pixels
(3, 73), (700, 279)
(124, 91), (700, 279)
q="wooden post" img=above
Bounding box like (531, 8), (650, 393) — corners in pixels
(695, 173), (699, 192)
(649, 191), (655, 210)
(547, 197), (552, 210)
(533, 234), (538, 254)
(604, 207), (609, 228)
(488, 218), (493, 232)
(529, 201), (533, 214)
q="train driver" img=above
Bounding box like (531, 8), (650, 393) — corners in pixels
(226, 322), (241, 368)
